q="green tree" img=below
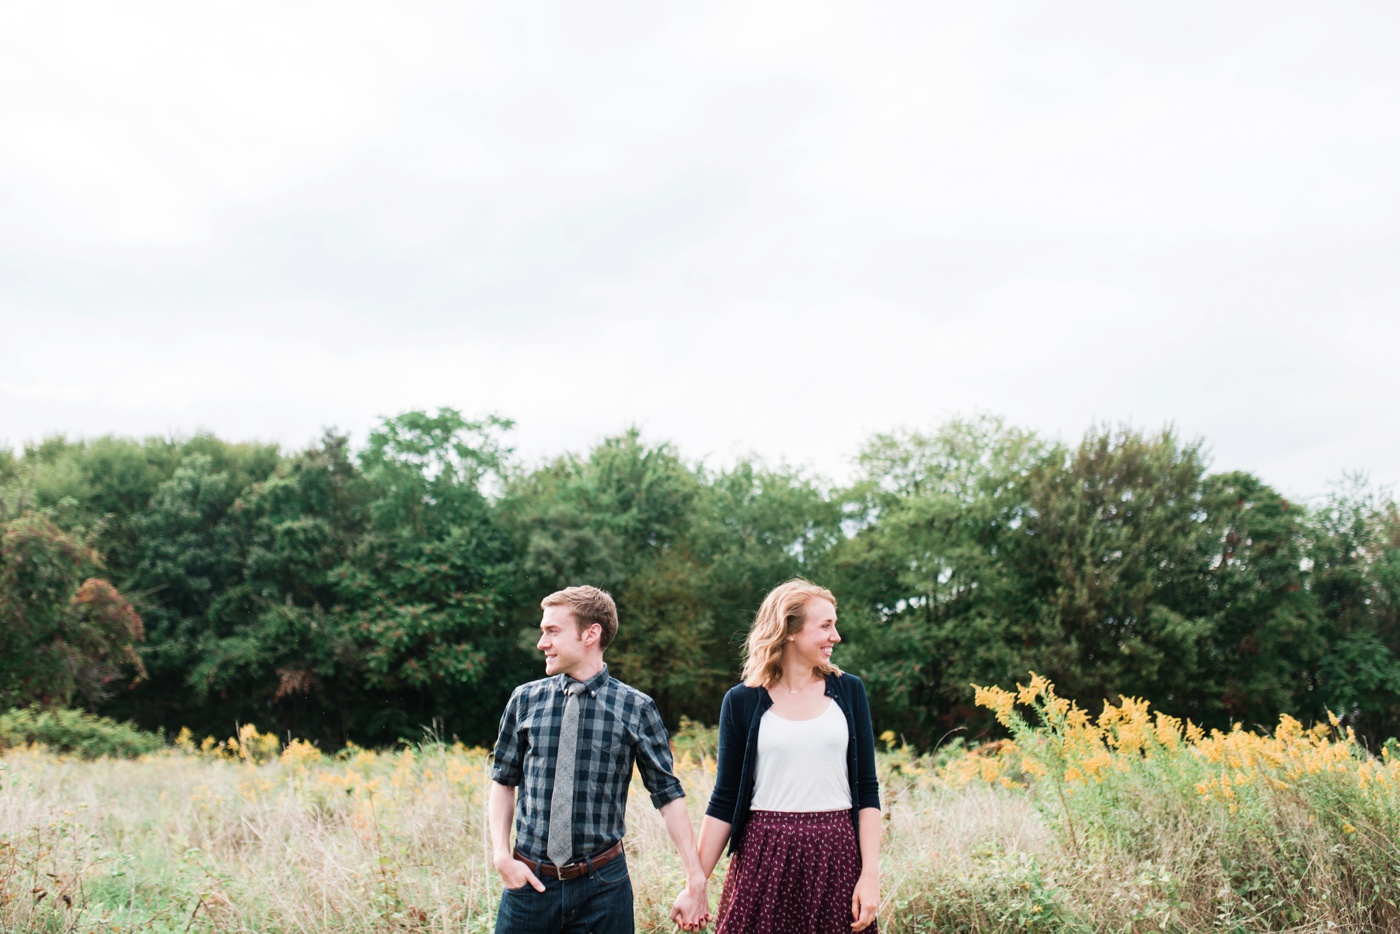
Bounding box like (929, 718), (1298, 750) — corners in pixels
(618, 456), (843, 719)
(0, 515), (145, 707)
(0, 434), (279, 734)
(1307, 478), (1400, 742)
(830, 421), (1329, 747)
(690, 459), (843, 680)
(332, 409), (525, 744)
(6, 434), (277, 581)
(1189, 471), (1321, 729)
(503, 429), (705, 717)
(1015, 426), (1215, 711)
(0, 446), (18, 502)
(503, 431), (843, 724)
(829, 416), (1048, 746)
(185, 433), (370, 744)
(119, 452), (260, 734)
(6, 411), (1390, 750)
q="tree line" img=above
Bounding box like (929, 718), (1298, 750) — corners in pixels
(2, 410), (1397, 750)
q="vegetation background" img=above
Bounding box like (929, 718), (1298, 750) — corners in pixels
(3, 408), (1400, 931)
(2, 408), (1398, 751)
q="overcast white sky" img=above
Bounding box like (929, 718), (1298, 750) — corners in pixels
(2, 2), (1397, 500)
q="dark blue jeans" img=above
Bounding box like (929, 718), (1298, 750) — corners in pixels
(493, 853), (634, 934)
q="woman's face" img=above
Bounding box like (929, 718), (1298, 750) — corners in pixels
(786, 596), (840, 669)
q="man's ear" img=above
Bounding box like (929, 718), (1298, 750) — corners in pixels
(585, 623), (602, 646)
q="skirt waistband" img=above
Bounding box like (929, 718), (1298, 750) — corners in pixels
(747, 808), (850, 826)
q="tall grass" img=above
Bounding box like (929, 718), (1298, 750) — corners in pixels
(2, 683), (1398, 933)
(945, 674), (1400, 931)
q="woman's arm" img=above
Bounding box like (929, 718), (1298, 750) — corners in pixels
(698, 687), (742, 882)
(695, 814), (733, 881)
(848, 676), (881, 931)
(850, 806), (881, 931)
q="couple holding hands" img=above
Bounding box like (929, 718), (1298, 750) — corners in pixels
(489, 580), (881, 934)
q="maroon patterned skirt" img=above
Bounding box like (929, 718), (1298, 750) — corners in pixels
(716, 810), (876, 934)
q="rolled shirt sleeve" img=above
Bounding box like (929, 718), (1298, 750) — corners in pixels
(632, 695), (685, 809)
(490, 686), (524, 786)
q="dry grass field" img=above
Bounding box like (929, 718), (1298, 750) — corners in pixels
(2, 679), (1398, 933)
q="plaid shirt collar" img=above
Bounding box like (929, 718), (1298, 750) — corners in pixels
(555, 664), (611, 698)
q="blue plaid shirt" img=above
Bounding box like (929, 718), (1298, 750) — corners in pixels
(491, 665), (685, 863)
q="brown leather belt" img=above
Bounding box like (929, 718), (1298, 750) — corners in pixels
(514, 841), (624, 881)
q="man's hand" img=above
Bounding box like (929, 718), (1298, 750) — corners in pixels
(850, 868), (878, 931)
(658, 798), (711, 930)
(488, 782), (544, 892)
(493, 853), (545, 893)
(669, 880), (710, 931)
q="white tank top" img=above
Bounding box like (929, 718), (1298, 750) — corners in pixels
(749, 699), (852, 812)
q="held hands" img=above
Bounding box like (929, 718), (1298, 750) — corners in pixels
(493, 853), (545, 893)
(851, 869), (879, 931)
(669, 880), (711, 931)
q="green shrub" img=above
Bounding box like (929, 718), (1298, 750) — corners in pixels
(670, 715), (719, 761)
(0, 705), (163, 758)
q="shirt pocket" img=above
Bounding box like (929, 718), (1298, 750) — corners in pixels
(587, 735), (627, 771)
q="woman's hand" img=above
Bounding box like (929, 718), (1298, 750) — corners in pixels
(669, 880), (710, 931)
(850, 868), (879, 931)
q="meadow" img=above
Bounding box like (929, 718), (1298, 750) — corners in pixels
(2, 678), (1398, 934)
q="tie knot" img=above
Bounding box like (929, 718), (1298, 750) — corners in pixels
(564, 681), (587, 697)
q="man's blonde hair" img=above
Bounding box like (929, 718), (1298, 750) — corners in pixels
(540, 585), (619, 650)
(740, 579), (841, 688)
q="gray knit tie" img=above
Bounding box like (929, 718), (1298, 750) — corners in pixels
(547, 680), (588, 868)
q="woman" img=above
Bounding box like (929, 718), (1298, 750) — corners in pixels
(697, 580), (880, 933)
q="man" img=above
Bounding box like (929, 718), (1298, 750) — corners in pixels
(489, 585), (710, 933)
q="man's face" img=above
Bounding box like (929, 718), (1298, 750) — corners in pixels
(538, 605), (595, 679)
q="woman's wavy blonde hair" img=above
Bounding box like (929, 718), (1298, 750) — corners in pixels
(740, 579), (842, 688)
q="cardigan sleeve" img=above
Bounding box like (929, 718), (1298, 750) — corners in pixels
(704, 686), (744, 822)
(849, 676), (882, 811)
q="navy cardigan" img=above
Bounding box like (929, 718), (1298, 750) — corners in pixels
(704, 672), (881, 853)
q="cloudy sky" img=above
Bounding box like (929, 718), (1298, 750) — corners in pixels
(3, 2), (1397, 500)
